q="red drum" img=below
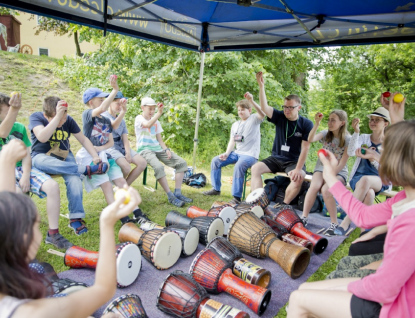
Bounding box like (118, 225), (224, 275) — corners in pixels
(103, 294), (148, 318)
(190, 248), (271, 315)
(119, 223), (182, 270)
(187, 205), (236, 235)
(227, 212), (310, 279)
(187, 205), (209, 218)
(190, 216), (224, 245)
(64, 242), (141, 288)
(165, 210), (193, 227)
(261, 216), (313, 253)
(166, 225), (199, 257)
(157, 271), (249, 318)
(234, 202), (264, 218)
(207, 236), (271, 288)
(246, 188), (270, 210)
(268, 205), (328, 254)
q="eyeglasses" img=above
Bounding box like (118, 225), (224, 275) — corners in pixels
(281, 105), (299, 111)
(369, 118), (384, 123)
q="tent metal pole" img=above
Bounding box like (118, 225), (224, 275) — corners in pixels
(192, 52), (205, 173)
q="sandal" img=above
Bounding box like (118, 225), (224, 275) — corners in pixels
(85, 162), (109, 179)
(68, 219), (88, 235)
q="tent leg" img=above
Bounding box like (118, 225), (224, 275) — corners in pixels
(192, 52), (205, 173)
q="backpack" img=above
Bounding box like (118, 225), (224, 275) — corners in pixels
(184, 173), (207, 188)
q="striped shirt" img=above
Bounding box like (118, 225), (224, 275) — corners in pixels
(134, 114), (163, 153)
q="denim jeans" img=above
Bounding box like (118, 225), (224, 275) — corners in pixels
(32, 152), (85, 219)
(210, 151), (257, 197)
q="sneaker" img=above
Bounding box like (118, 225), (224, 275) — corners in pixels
(324, 223), (339, 237)
(68, 219), (88, 235)
(45, 233), (74, 250)
(301, 216), (308, 227)
(175, 193), (193, 203)
(85, 162), (109, 179)
(333, 225), (351, 236)
(168, 195), (185, 207)
(203, 188), (221, 196)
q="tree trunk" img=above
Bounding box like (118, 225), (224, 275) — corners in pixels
(74, 31), (82, 57)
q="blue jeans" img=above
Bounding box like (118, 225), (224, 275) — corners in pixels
(32, 152), (85, 219)
(210, 152), (257, 198)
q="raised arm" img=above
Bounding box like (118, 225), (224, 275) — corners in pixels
(308, 112), (325, 143)
(0, 93), (21, 138)
(256, 72), (274, 118)
(32, 101), (67, 143)
(91, 75), (119, 118)
(244, 92), (265, 120)
(141, 103), (164, 129)
(347, 118), (364, 156)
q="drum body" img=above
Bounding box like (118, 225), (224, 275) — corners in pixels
(166, 225), (199, 257)
(246, 188), (270, 210)
(157, 270), (208, 318)
(211, 201), (231, 209)
(208, 205), (237, 235)
(190, 216), (224, 245)
(234, 202), (264, 218)
(190, 248), (271, 315)
(64, 246), (98, 269)
(197, 298), (250, 318)
(103, 294), (148, 318)
(165, 210), (193, 227)
(51, 278), (88, 295)
(138, 229), (182, 270)
(272, 205), (328, 254)
(186, 205), (208, 218)
(116, 242), (142, 288)
(118, 223), (145, 244)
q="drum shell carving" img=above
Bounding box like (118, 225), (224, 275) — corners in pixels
(103, 294), (148, 317)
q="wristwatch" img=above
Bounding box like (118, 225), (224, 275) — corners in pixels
(164, 148), (170, 152)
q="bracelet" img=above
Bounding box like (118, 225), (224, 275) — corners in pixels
(164, 148), (170, 152)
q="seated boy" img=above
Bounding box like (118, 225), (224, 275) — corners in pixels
(203, 93), (265, 203)
(28, 96), (108, 236)
(77, 76), (145, 222)
(102, 91), (147, 185)
(135, 97), (192, 207)
(0, 92), (73, 249)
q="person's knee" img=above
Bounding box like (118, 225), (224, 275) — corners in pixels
(211, 156), (222, 169)
(356, 177), (370, 189)
(153, 164), (165, 180)
(117, 160), (131, 175)
(132, 155), (147, 170)
(251, 162), (264, 176)
(175, 159), (187, 172)
(42, 179), (60, 196)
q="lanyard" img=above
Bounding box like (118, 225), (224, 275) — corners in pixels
(285, 119), (298, 144)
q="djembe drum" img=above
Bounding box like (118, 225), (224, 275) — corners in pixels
(187, 205), (236, 235)
(190, 248), (271, 315)
(138, 219), (199, 257)
(246, 188), (270, 210)
(234, 202), (264, 218)
(266, 205), (328, 254)
(207, 236), (271, 288)
(165, 211), (224, 245)
(118, 223), (182, 270)
(261, 216), (313, 253)
(64, 242), (141, 287)
(103, 294), (148, 318)
(157, 270), (249, 318)
(211, 201), (230, 209)
(51, 278), (88, 296)
(227, 212), (310, 279)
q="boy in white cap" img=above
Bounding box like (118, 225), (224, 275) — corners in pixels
(135, 97), (192, 207)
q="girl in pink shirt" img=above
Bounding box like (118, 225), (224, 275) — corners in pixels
(287, 120), (415, 318)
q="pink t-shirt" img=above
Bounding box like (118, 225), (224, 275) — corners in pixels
(329, 182), (415, 318)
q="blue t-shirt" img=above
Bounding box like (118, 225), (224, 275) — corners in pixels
(28, 112), (81, 157)
(82, 109), (113, 147)
(102, 111), (128, 154)
(267, 109), (313, 162)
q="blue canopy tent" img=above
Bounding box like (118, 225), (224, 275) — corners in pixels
(1, 0), (414, 168)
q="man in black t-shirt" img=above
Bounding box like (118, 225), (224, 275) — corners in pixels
(250, 72), (313, 205)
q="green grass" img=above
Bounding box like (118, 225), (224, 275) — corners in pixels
(0, 50), (357, 317)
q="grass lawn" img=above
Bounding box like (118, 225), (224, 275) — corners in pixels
(0, 50), (381, 317)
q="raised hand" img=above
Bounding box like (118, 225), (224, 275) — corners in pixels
(9, 92), (22, 110)
(244, 92), (253, 102)
(109, 74), (119, 91)
(256, 72), (264, 87)
(314, 112), (323, 124)
(351, 118), (360, 133)
(157, 102), (164, 115)
(389, 92), (405, 124)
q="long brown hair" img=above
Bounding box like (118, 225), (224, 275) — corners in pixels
(0, 192), (46, 299)
(379, 120), (415, 187)
(325, 109), (348, 148)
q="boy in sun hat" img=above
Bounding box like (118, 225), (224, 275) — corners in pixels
(134, 97), (192, 207)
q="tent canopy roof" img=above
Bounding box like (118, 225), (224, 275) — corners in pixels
(1, 0), (415, 51)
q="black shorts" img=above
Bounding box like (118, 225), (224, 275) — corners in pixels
(261, 156), (305, 174)
(351, 295), (381, 318)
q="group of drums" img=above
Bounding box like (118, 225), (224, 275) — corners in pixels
(49, 188), (329, 317)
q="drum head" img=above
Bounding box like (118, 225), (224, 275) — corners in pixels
(246, 188), (264, 203)
(206, 218), (224, 244)
(116, 243), (142, 287)
(182, 227), (199, 256)
(217, 207), (237, 235)
(153, 232), (182, 269)
(53, 280), (88, 295)
(251, 205), (264, 218)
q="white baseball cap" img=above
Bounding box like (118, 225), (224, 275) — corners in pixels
(141, 97), (157, 106)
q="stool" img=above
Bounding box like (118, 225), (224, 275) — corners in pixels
(242, 169), (251, 200)
(142, 166), (158, 189)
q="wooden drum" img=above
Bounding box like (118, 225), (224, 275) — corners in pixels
(103, 294), (148, 318)
(246, 188), (270, 210)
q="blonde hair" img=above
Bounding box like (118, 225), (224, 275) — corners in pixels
(236, 100), (252, 110)
(325, 109), (348, 148)
(379, 120), (415, 188)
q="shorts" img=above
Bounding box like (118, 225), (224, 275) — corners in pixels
(140, 150), (188, 180)
(106, 148), (139, 161)
(350, 295), (381, 318)
(83, 159), (123, 192)
(261, 156), (305, 174)
(15, 166), (51, 198)
(349, 173), (389, 195)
